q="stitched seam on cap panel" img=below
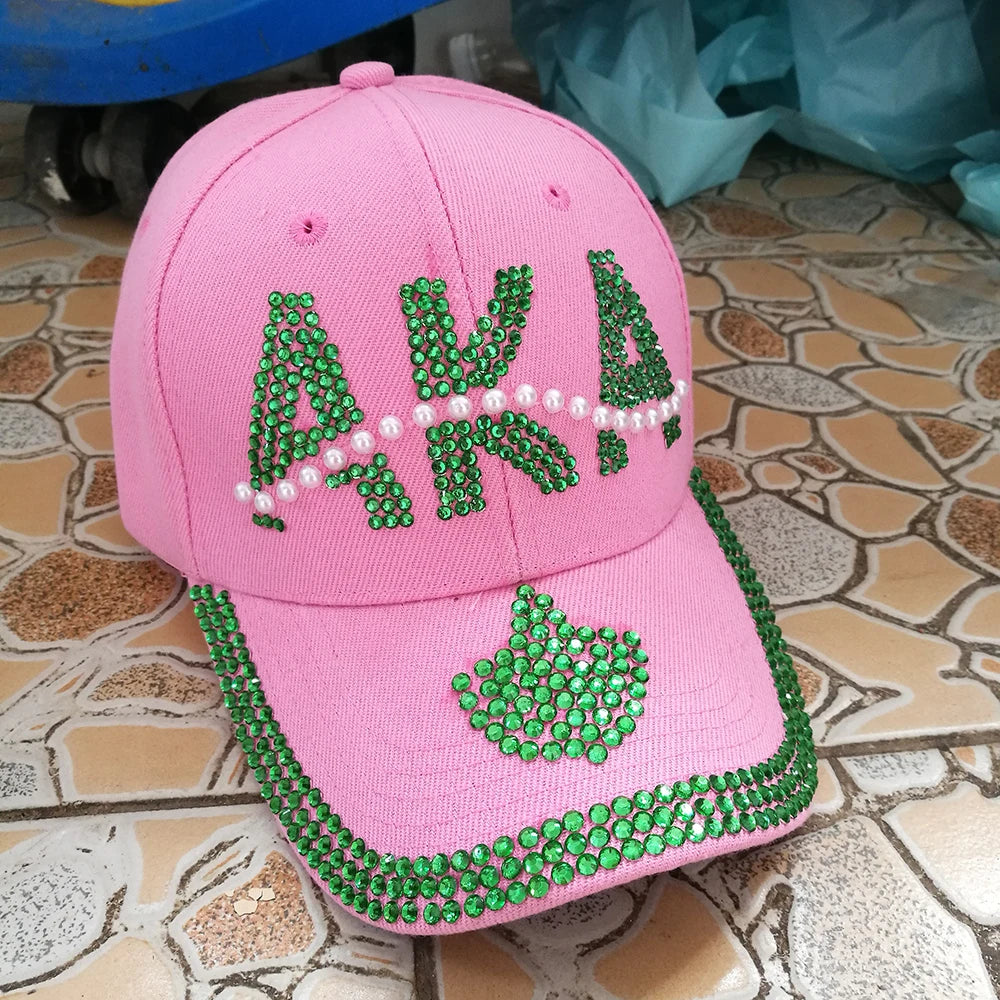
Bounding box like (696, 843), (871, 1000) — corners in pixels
(409, 81), (692, 382)
(381, 84), (527, 580)
(152, 87), (349, 580)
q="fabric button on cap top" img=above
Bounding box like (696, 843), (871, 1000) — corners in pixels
(339, 61), (395, 90)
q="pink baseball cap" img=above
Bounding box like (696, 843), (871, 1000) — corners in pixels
(110, 61), (816, 933)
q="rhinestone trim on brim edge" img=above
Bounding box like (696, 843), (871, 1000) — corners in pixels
(190, 468), (818, 929)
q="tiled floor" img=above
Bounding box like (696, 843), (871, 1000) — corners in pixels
(1, 98), (999, 1000)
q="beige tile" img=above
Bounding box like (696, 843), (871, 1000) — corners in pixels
(0, 453), (75, 537)
(714, 259), (813, 300)
(821, 411), (946, 488)
(0, 299), (49, 341)
(592, 879), (757, 1000)
(714, 309), (787, 360)
(133, 812), (247, 904)
(53, 209), (136, 248)
(868, 207), (926, 242)
(61, 721), (223, 796)
(811, 759), (843, 815)
(722, 177), (773, 209)
(0, 827), (43, 854)
(683, 273), (724, 310)
(827, 483), (928, 538)
(0, 341), (54, 396)
(690, 315), (733, 370)
(0, 237), (79, 274)
(792, 233), (875, 253)
(973, 655), (1000, 683)
(439, 933), (534, 1000)
(181, 852), (319, 970)
(779, 604), (1000, 742)
(692, 383), (733, 440)
(815, 273), (920, 340)
(909, 416), (988, 467)
(694, 454), (750, 499)
(797, 329), (866, 373)
(44, 363), (110, 410)
(770, 173), (865, 198)
(950, 586), (1000, 642)
(75, 511), (142, 551)
(5, 937), (178, 1000)
(853, 537), (979, 622)
(957, 450), (1000, 494)
(57, 286), (119, 330)
(887, 783), (1000, 925)
(0, 654), (53, 705)
(872, 341), (964, 374)
(0, 226), (45, 248)
(67, 405), (113, 453)
(752, 460), (801, 491)
(736, 405), (812, 456)
(0, 547), (177, 642)
(844, 369), (965, 413)
(126, 600), (212, 657)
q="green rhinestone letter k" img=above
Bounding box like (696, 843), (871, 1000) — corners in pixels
(399, 266), (580, 521)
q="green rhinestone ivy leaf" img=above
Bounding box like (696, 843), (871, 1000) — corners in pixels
(399, 266), (531, 400)
(248, 292), (412, 533)
(451, 584), (648, 764)
(589, 250), (681, 474)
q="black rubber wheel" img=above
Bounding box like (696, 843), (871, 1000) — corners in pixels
(24, 105), (114, 215)
(109, 101), (193, 219)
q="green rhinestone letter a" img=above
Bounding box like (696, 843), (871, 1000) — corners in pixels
(589, 250), (681, 474)
(450, 585), (648, 764)
(248, 292), (413, 532)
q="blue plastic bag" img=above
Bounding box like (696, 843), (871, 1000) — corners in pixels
(513, 0), (1000, 233)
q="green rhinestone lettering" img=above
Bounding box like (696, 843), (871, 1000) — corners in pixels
(190, 467), (816, 928)
(399, 267), (579, 519)
(588, 250), (681, 474)
(249, 292), (412, 532)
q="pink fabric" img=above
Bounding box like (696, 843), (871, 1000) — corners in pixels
(113, 74), (690, 602)
(230, 491), (796, 930)
(110, 66), (807, 933)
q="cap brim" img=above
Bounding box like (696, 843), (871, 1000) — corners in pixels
(192, 472), (816, 933)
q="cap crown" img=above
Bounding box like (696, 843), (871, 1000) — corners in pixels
(111, 75), (692, 605)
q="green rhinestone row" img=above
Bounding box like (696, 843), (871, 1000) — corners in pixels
(323, 452), (414, 531)
(589, 249), (677, 476)
(451, 584), (648, 765)
(399, 266), (532, 401)
(428, 412), (579, 520)
(189, 471), (816, 928)
(249, 292), (362, 489)
(662, 414), (681, 448)
(251, 514), (286, 532)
